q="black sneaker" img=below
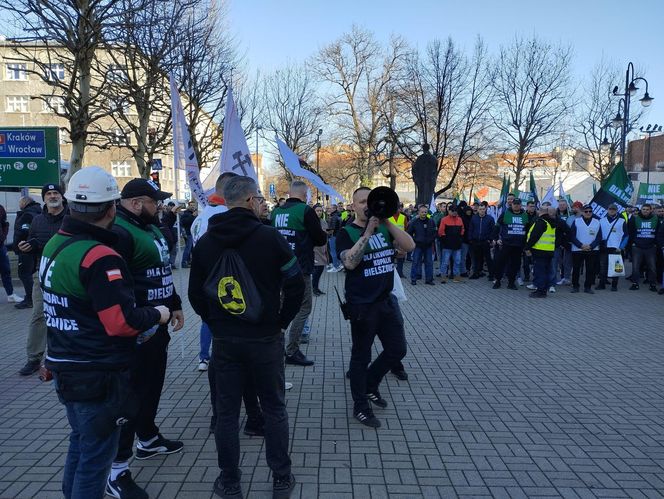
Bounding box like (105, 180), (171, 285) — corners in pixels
(18, 359), (40, 376)
(285, 350), (314, 367)
(492, 280), (501, 289)
(299, 335), (309, 344)
(354, 408), (381, 428)
(506, 283), (518, 290)
(273, 473), (296, 499)
(629, 283), (639, 291)
(213, 472), (243, 498)
(595, 283), (606, 290)
(366, 392), (388, 408)
(244, 416), (265, 437)
(14, 300), (33, 309)
(650, 285), (658, 292)
(106, 470), (148, 499)
(391, 369), (408, 381)
(135, 434), (184, 460)
(571, 287), (580, 293)
(583, 288), (594, 294)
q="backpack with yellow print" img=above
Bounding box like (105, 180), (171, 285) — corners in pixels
(203, 225), (264, 323)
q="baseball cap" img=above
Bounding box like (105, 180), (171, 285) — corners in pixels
(121, 178), (172, 201)
(512, 198), (522, 204)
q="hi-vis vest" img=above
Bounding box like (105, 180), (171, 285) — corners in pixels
(391, 213), (406, 230)
(527, 219), (555, 252)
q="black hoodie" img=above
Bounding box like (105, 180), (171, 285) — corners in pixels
(188, 207), (305, 339)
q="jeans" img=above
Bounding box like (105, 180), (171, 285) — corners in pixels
(200, 322), (212, 361)
(27, 274), (46, 362)
(494, 245), (522, 284)
(460, 243), (469, 274)
(17, 253), (33, 302)
(55, 375), (121, 499)
(572, 251), (598, 290)
(395, 257), (405, 277)
(631, 246), (657, 285)
(213, 334), (290, 484)
(553, 247), (572, 281)
(286, 274), (312, 355)
(348, 295), (407, 412)
(440, 248), (461, 277)
(532, 254), (553, 292)
(181, 235), (193, 266)
(0, 245), (13, 295)
(410, 245), (433, 282)
(312, 265), (324, 291)
(471, 241), (493, 277)
(116, 328), (170, 462)
(522, 252), (532, 280)
(328, 236), (340, 268)
(169, 228), (178, 267)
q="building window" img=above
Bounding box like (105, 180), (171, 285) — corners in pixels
(109, 97), (130, 114)
(6, 63), (27, 81)
(111, 161), (132, 177)
(6, 95), (30, 113)
(45, 63), (65, 81)
(107, 64), (127, 83)
(42, 96), (65, 114)
(111, 128), (130, 146)
(59, 128), (68, 145)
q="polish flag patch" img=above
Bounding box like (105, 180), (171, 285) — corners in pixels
(106, 269), (122, 282)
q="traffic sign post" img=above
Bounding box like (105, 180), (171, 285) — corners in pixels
(0, 127), (60, 187)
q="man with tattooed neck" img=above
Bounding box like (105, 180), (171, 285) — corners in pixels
(335, 187), (415, 429)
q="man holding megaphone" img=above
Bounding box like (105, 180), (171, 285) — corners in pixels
(335, 187), (416, 428)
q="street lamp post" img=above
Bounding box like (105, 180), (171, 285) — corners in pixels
(611, 62), (654, 167)
(255, 125), (262, 190)
(316, 128), (322, 203)
(640, 124), (663, 184)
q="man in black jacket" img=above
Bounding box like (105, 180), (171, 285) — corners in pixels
(179, 201), (197, 268)
(17, 184), (66, 376)
(13, 196), (43, 309)
(189, 175), (305, 499)
(407, 204), (437, 285)
(0, 202), (21, 304)
(271, 180), (327, 366)
(628, 203), (659, 291)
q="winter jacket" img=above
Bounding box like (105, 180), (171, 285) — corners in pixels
(628, 213), (659, 249)
(314, 218), (329, 266)
(13, 201), (42, 253)
(188, 207), (305, 338)
(407, 216), (438, 248)
(24, 207), (66, 269)
(492, 208), (529, 247)
(438, 215), (465, 250)
(180, 209), (196, 236)
(0, 204), (7, 246)
(468, 214), (495, 243)
(327, 210), (342, 236)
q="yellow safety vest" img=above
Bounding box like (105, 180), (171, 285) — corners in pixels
(340, 211), (349, 221)
(528, 219), (555, 252)
(391, 213), (406, 230)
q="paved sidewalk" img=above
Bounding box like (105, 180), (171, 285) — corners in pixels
(1, 265), (664, 498)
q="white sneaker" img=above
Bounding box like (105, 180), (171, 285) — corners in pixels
(549, 286), (556, 293)
(326, 266), (337, 273)
(7, 293), (23, 303)
(517, 277), (524, 286)
(556, 278), (565, 286)
(285, 382), (293, 390)
(526, 284), (537, 290)
(198, 360), (209, 372)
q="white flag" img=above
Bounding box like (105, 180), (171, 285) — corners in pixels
(558, 181), (566, 200)
(219, 88), (257, 182)
(275, 137), (344, 203)
(169, 75), (207, 207)
(429, 194), (436, 213)
(541, 185), (555, 206)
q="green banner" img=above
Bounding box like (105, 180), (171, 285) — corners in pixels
(0, 127), (60, 187)
(637, 183), (664, 205)
(589, 162), (634, 217)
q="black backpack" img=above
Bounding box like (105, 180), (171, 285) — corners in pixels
(203, 226), (264, 324)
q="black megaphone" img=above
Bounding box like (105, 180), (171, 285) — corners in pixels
(366, 186), (400, 219)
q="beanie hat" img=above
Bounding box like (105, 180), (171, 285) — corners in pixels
(572, 201), (583, 209)
(41, 183), (63, 200)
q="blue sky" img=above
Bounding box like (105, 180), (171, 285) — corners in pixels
(231, 0), (664, 128)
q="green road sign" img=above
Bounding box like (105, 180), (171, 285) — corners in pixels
(0, 127), (60, 187)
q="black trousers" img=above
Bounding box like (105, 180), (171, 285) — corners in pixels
(348, 295), (407, 413)
(208, 351), (262, 429)
(17, 254), (34, 303)
(471, 241), (493, 277)
(572, 251), (598, 290)
(213, 334), (290, 485)
(494, 245), (522, 284)
(116, 327), (169, 462)
(312, 265), (324, 291)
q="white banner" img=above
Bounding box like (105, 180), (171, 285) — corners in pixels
(169, 75), (207, 207)
(218, 88), (257, 182)
(275, 137), (344, 203)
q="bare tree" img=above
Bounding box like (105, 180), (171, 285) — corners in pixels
(92, 0), (198, 178)
(0, 0), (148, 180)
(492, 36), (573, 190)
(262, 63), (322, 178)
(393, 37), (495, 199)
(314, 26), (408, 186)
(574, 60), (641, 183)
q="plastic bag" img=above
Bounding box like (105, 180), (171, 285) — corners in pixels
(391, 268), (407, 302)
(608, 253), (625, 277)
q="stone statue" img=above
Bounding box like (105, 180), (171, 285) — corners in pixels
(412, 144), (438, 206)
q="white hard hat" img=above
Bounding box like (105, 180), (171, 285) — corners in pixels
(65, 166), (121, 203)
